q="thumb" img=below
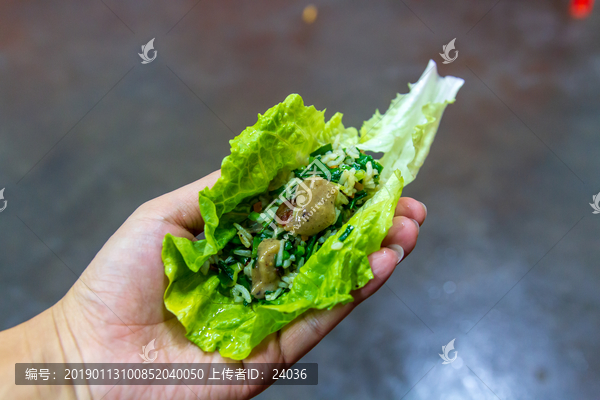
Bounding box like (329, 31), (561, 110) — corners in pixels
(134, 170), (221, 236)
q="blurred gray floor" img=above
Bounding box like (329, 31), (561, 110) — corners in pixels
(1, 0), (600, 398)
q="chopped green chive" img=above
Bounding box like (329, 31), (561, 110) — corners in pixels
(339, 225), (354, 242)
(233, 249), (252, 257)
(348, 191), (367, 209)
(306, 236), (318, 258)
(311, 242), (320, 257)
(334, 211), (345, 228)
(269, 185), (286, 196)
(251, 236), (262, 258)
(248, 211), (261, 221)
(310, 143), (333, 157)
(295, 245), (306, 257)
(284, 241), (294, 252)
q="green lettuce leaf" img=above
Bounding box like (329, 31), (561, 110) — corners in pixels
(358, 60), (464, 185)
(163, 61), (462, 360)
(163, 171), (404, 360)
(191, 94), (330, 270)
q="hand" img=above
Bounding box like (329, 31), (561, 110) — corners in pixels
(1, 170), (426, 400)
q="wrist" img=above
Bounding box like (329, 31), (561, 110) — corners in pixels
(0, 304), (79, 399)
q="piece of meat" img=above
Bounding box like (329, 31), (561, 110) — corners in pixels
(285, 177), (338, 237)
(251, 239), (282, 299)
(275, 202), (294, 225)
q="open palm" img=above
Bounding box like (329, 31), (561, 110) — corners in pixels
(55, 170), (425, 400)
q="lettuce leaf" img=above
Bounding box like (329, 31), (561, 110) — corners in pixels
(186, 94), (330, 271)
(163, 171), (403, 359)
(358, 60), (464, 185)
(163, 61), (462, 360)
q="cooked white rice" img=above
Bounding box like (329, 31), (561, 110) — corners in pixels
(226, 144), (382, 303)
(345, 146), (360, 159)
(243, 259), (254, 278)
(265, 287), (284, 301)
(331, 241), (344, 250)
(232, 284), (252, 303)
(338, 168), (357, 196)
(363, 160), (378, 189)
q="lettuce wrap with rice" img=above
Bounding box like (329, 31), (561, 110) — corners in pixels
(162, 60), (464, 360)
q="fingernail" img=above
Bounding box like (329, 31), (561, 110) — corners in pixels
(419, 201), (427, 217)
(387, 244), (404, 265)
(411, 218), (420, 233)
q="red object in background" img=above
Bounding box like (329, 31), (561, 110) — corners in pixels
(570, 0), (594, 18)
